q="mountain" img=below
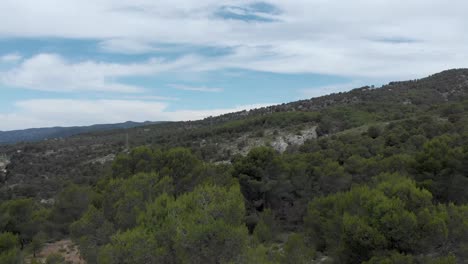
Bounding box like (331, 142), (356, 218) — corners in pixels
(0, 121), (161, 145)
(1, 68), (468, 200)
(1, 69), (468, 263)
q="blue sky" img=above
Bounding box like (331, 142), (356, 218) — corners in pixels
(0, 0), (467, 130)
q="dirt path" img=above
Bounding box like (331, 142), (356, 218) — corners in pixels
(28, 239), (85, 264)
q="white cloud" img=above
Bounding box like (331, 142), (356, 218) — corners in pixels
(0, 53), (204, 93)
(0, 99), (273, 130)
(1, 1), (468, 79)
(99, 38), (162, 54)
(0, 53), (22, 63)
(169, 84), (223, 92)
(120, 95), (180, 101)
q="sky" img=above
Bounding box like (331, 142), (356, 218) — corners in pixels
(0, 0), (467, 131)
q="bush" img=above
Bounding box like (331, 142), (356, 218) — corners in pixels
(46, 253), (65, 264)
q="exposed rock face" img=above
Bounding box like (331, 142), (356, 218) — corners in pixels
(0, 155), (9, 165)
(88, 154), (116, 164)
(40, 198), (55, 205)
(271, 137), (289, 153)
(271, 126), (317, 153)
(219, 126), (318, 156)
(0, 155), (10, 181)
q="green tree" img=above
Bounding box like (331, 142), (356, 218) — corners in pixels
(0, 232), (21, 264)
(45, 253), (65, 264)
(51, 184), (93, 235)
(304, 175), (463, 263)
(98, 227), (162, 264)
(31, 231), (46, 257)
(282, 233), (315, 264)
(70, 205), (115, 263)
(363, 252), (414, 264)
(102, 184), (249, 264)
(0, 198), (37, 248)
(367, 125), (382, 139)
(253, 209), (277, 244)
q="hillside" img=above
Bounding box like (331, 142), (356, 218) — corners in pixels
(1, 69), (468, 200)
(1, 69), (468, 263)
(0, 121), (161, 145)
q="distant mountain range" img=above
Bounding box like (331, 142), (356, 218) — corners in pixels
(0, 121), (161, 145)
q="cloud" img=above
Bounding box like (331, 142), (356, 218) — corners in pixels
(1, 1), (468, 79)
(99, 38), (162, 54)
(0, 54), (144, 93)
(215, 2), (281, 22)
(0, 53), (22, 63)
(120, 95), (180, 101)
(0, 99), (273, 130)
(169, 84), (223, 92)
(0, 53), (204, 93)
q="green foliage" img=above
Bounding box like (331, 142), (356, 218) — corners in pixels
(304, 175), (466, 263)
(427, 254), (457, 264)
(0, 198), (39, 246)
(101, 184), (249, 264)
(70, 205), (115, 263)
(51, 184), (93, 235)
(0, 232), (21, 264)
(245, 244), (279, 264)
(367, 125), (382, 139)
(233, 147), (288, 224)
(253, 209), (277, 244)
(217, 112), (320, 135)
(98, 227), (162, 264)
(102, 172), (173, 230)
(282, 233), (315, 264)
(167, 184), (248, 264)
(3, 70), (468, 263)
(110, 147), (206, 194)
(415, 136), (467, 203)
(45, 253), (65, 264)
(31, 231), (46, 257)
(363, 252), (414, 264)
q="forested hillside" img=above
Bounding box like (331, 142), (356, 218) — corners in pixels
(1, 69), (468, 263)
(0, 121), (159, 145)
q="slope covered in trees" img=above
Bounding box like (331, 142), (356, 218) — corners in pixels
(0, 69), (468, 263)
(0, 121), (159, 145)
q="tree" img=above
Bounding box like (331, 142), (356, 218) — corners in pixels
(0, 232), (21, 264)
(304, 175), (465, 263)
(233, 147), (286, 218)
(367, 125), (382, 139)
(70, 205), (115, 263)
(45, 253), (65, 264)
(363, 252), (414, 264)
(253, 209), (277, 244)
(168, 184), (249, 264)
(51, 184), (93, 235)
(315, 160), (351, 195)
(98, 227), (162, 264)
(31, 231), (46, 257)
(101, 172), (174, 230)
(0, 198), (37, 248)
(282, 233), (315, 264)
(101, 184), (249, 264)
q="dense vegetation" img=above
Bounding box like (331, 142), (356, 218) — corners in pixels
(0, 121), (158, 145)
(1, 69), (468, 263)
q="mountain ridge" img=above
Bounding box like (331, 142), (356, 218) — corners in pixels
(1, 68), (468, 200)
(0, 121), (162, 145)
